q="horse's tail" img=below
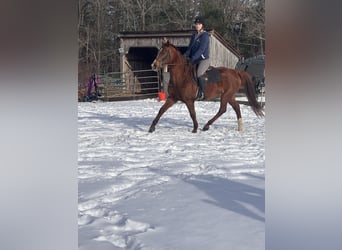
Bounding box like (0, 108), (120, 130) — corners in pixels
(239, 71), (264, 117)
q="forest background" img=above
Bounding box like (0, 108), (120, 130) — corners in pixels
(78, 0), (265, 77)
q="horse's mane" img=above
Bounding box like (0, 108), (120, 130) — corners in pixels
(168, 43), (183, 57)
(168, 42), (191, 66)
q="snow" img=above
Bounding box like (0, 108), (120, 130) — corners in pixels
(78, 98), (265, 250)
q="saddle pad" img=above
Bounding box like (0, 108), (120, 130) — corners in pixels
(203, 67), (221, 84)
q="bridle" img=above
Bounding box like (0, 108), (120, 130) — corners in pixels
(153, 46), (171, 69)
(153, 46), (191, 72)
(152, 44), (194, 84)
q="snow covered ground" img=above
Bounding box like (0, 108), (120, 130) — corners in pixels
(78, 98), (265, 250)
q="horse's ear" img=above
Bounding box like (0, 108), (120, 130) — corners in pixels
(162, 37), (169, 46)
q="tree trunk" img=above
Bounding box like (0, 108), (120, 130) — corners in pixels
(97, 0), (101, 74)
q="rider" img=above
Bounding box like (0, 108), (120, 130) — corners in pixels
(184, 16), (210, 100)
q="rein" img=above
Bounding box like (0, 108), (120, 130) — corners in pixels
(155, 45), (194, 84)
(165, 62), (192, 78)
(156, 45), (191, 67)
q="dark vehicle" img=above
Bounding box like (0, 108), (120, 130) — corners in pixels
(235, 55), (265, 96)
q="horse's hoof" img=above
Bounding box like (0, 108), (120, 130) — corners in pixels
(192, 129), (197, 133)
(202, 126), (209, 131)
(148, 127), (155, 133)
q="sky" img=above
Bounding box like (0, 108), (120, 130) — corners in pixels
(78, 98), (265, 250)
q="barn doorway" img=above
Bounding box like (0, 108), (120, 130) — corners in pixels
(125, 46), (186, 94)
(125, 47), (158, 94)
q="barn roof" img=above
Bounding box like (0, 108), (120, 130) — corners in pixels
(118, 29), (241, 59)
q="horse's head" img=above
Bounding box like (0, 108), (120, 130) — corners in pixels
(151, 38), (172, 71)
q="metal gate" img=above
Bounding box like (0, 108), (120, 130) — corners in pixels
(97, 69), (161, 101)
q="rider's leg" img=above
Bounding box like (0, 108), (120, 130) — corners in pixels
(196, 59), (210, 100)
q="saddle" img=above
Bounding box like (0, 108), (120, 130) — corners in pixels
(192, 66), (221, 85)
(202, 66), (221, 84)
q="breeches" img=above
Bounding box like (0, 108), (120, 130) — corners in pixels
(197, 59), (210, 77)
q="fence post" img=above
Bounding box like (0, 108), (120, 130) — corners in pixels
(162, 65), (169, 97)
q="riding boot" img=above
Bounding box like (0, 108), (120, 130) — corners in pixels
(197, 76), (206, 100)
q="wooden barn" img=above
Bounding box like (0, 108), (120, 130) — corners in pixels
(97, 30), (240, 101)
(118, 29), (241, 73)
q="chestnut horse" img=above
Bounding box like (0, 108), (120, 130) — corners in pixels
(148, 39), (264, 133)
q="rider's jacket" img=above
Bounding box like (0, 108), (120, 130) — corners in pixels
(184, 30), (209, 64)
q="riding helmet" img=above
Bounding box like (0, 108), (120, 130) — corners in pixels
(194, 16), (205, 26)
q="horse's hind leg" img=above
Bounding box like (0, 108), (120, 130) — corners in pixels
(184, 101), (198, 133)
(148, 98), (176, 132)
(228, 98), (243, 131)
(203, 97), (228, 131)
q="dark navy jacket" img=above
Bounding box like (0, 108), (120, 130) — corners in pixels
(184, 31), (209, 64)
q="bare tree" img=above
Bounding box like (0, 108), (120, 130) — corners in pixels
(78, 0), (265, 78)
(155, 0), (198, 30)
(79, 0), (119, 77)
(136, 0), (156, 30)
(245, 0), (265, 54)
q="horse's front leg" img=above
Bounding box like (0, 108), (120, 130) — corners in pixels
(148, 98), (176, 133)
(184, 100), (198, 133)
